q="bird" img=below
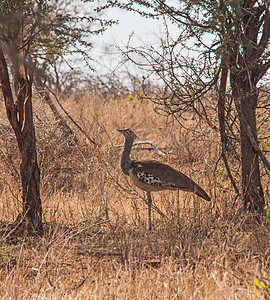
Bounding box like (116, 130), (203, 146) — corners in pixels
(118, 128), (211, 231)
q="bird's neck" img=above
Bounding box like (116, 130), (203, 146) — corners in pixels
(120, 137), (134, 175)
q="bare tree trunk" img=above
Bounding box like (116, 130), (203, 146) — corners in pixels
(230, 72), (265, 217)
(240, 93), (264, 215)
(19, 80), (43, 234)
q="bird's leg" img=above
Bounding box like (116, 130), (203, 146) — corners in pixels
(147, 191), (152, 231)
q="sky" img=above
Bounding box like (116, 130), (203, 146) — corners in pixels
(99, 8), (160, 44)
(91, 7), (169, 74)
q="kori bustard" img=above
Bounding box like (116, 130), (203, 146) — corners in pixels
(118, 129), (211, 230)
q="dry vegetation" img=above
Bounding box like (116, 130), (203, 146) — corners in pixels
(0, 89), (269, 299)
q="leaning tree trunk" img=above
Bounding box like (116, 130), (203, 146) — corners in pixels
(230, 71), (265, 217)
(0, 47), (43, 234)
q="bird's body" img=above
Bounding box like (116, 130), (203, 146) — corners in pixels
(128, 159), (210, 198)
(118, 129), (211, 230)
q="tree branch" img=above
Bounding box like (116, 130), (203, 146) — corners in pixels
(0, 44), (22, 147)
(255, 58), (270, 83)
(217, 60), (239, 195)
(234, 98), (270, 173)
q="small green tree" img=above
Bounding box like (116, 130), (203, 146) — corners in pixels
(0, 0), (113, 234)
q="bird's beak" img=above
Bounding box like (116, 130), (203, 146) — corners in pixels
(118, 129), (139, 139)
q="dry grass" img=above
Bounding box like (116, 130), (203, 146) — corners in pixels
(0, 89), (269, 299)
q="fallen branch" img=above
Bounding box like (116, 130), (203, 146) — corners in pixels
(133, 141), (166, 156)
(46, 86), (96, 146)
(116, 140), (166, 156)
(35, 76), (79, 144)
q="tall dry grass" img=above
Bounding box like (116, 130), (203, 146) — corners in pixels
(0, 89), (269, 299)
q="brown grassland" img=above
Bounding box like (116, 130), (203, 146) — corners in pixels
(0, 89), (269, 299)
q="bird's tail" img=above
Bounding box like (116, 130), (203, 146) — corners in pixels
(193, 184), (211, 201)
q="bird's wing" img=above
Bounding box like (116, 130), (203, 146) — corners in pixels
(132, 160), (194, 189)
(132, 160), (211, 201)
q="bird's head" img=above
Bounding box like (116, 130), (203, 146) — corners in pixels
(118, 128), (139, 140)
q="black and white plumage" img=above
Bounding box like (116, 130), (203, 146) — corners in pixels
(118, 128), (211, 230)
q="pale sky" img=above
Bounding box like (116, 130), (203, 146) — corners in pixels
(91, 7), (168, 73)
(100, 8), (162, 45)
